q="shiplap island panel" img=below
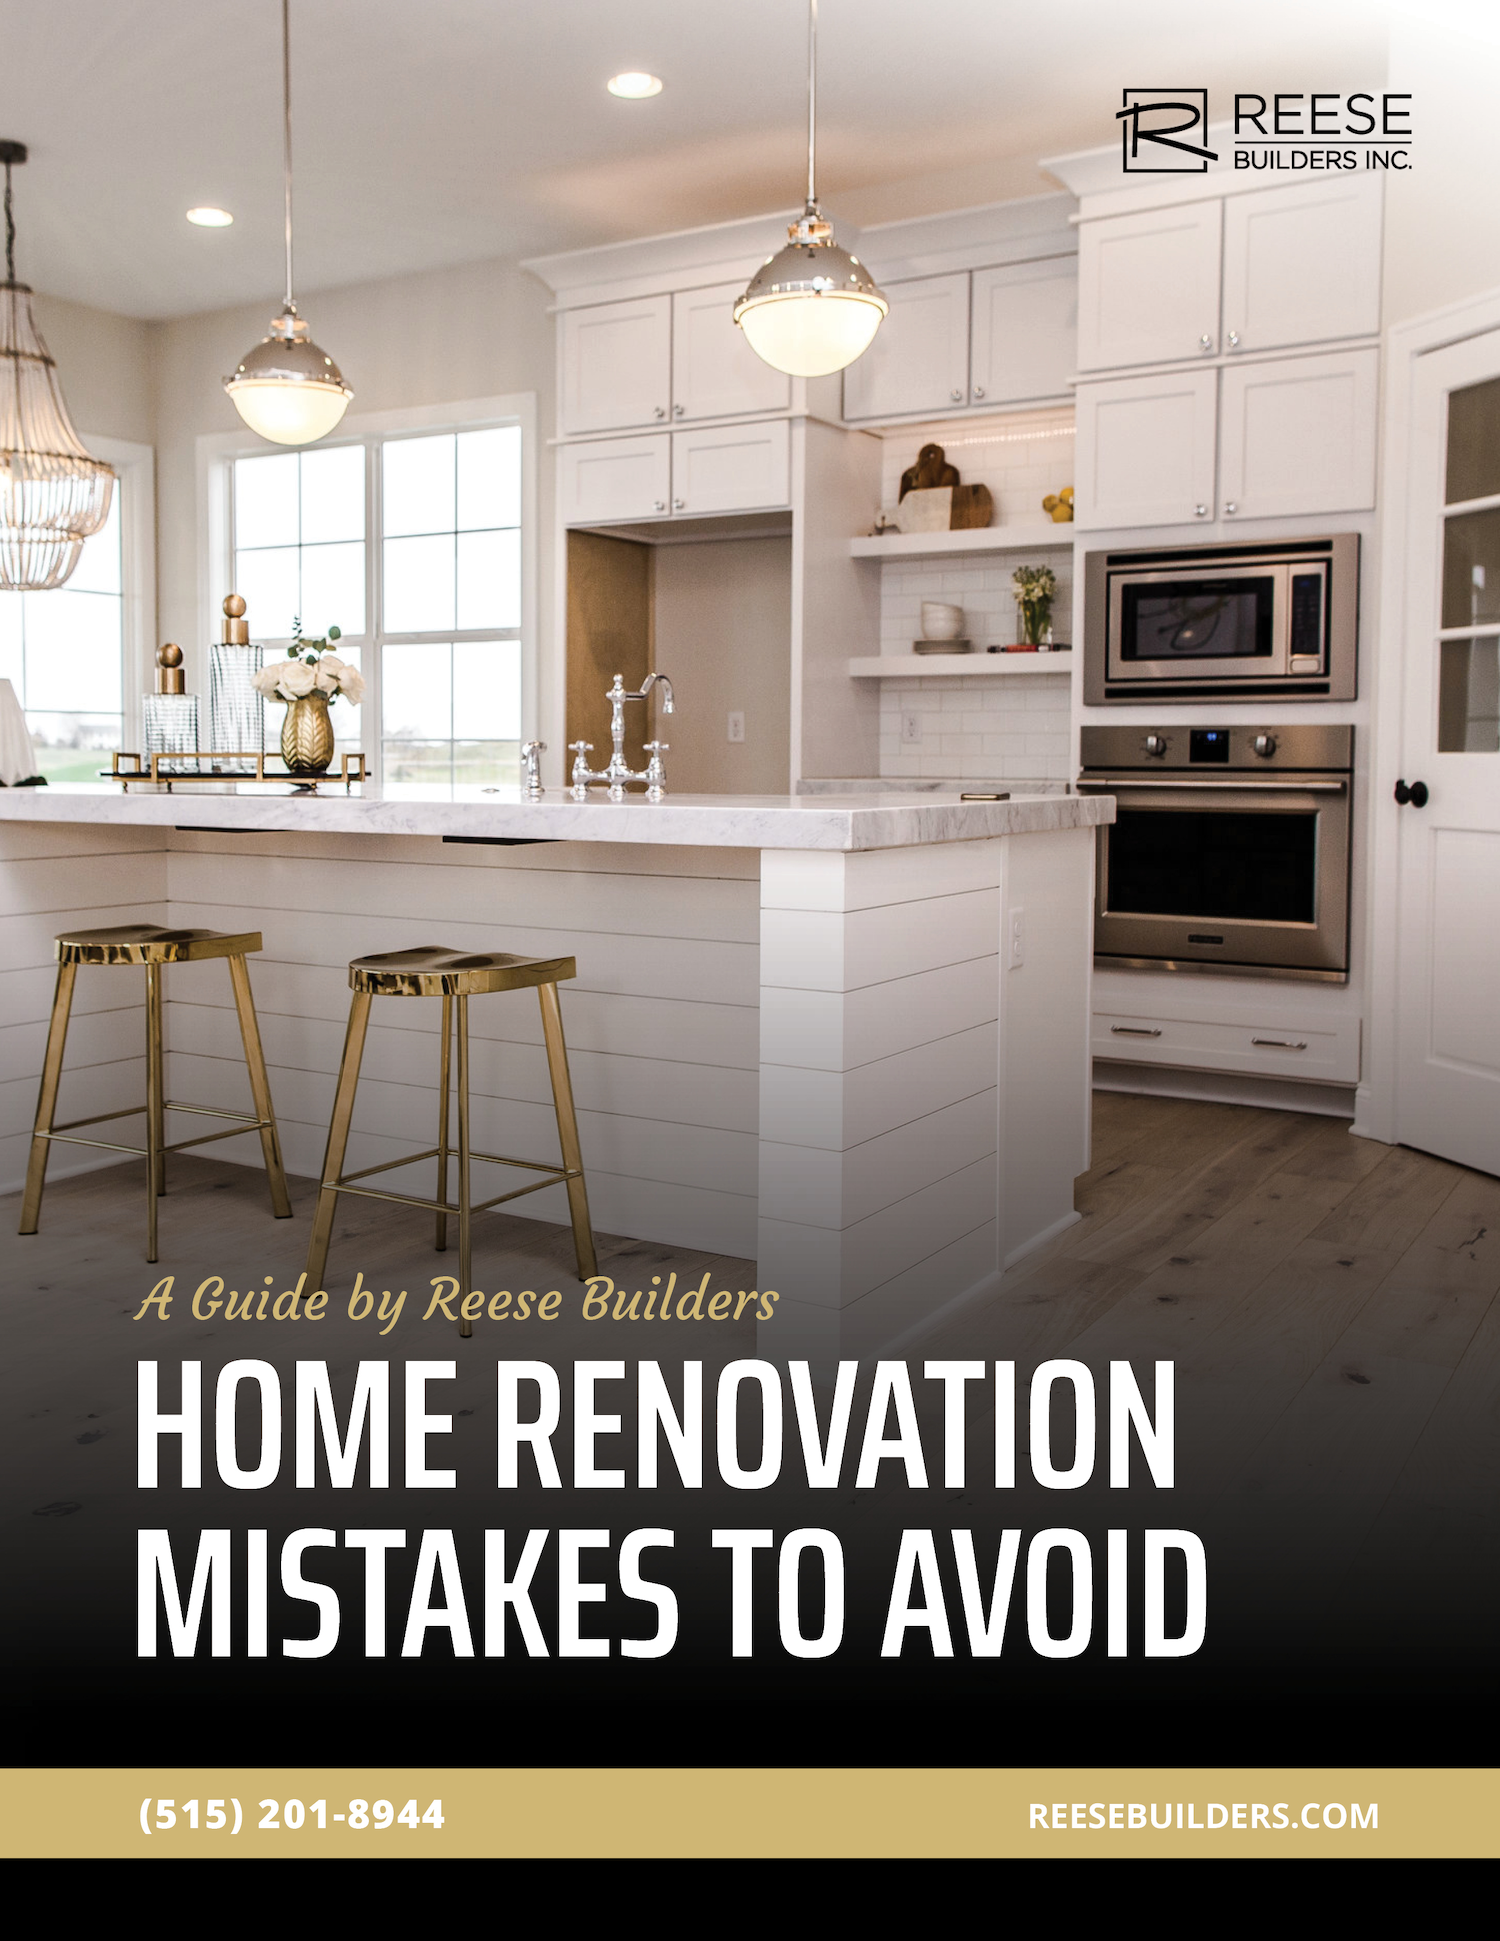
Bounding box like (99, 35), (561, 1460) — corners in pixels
(0, 786), (1110, 1355)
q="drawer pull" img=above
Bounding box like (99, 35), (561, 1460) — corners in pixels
(1110, 1024), (1162, 1037)
(1252, 1036), (1308, 1050)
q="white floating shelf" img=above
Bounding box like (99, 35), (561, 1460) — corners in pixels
(848, 524), (1074, 560)
(849, 652), (1073, 678)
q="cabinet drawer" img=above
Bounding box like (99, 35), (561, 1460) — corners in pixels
(670, 420), (789, 514)
(560, 296), (672, 435)
(842, 271), (970, 421)
(1074, 369), (1218, 530)
(1218, 348), (1378, 521)
(1094, 1005), (1360, 1084)
(1077, 201), (1222, 370)
(672, 282), (790, 421)
(559, 434), (671, 524)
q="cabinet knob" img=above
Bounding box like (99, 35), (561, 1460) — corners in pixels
(673, 403), (685, 416)
(1227, 330), (1241, 349)
(1224, 501), (1238, 515)
(1199, 333), (1214, 351)
(654, 405), (666, 418)
(672, 498), (685, 511)
(972, 384), (985, 399)
(654, 500), (666, 512)
(950, 388), (964, 402)
(1193, 504), (1210, 518)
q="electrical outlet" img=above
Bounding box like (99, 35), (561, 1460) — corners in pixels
(900, 711), (922, 746)
(727, 711), (745, 743)
(1008, 908), (1025, 970)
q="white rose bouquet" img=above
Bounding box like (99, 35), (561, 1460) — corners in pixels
(251, 619), (366, 705)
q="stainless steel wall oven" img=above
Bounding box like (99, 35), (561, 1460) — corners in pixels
(1083, 535), (1359, 703)
(1079, 724), (1353, 982)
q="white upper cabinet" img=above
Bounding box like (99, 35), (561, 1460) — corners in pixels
(559, 434), (671, 525)
(1076, 201), (1223, 371)
(842, 272), (971, 422)
(970, 255), (1077, 406)
(670, 420), (790, 515)
(671, 282), (790, 422)
(1218, 348), (1378, 520)
(1220, 178), (1383, 356)
(1074, 369), (1219, 530)
(560, 296), (673, 435)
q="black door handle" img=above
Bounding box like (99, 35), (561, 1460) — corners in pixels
(1394, 779), (1429, 807)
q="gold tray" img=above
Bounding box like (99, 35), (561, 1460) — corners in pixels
(105, 751), (368, 792)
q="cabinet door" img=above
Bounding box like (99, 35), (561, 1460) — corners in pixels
(1074, 370), (1219, 530)
(559, 296), (672, 435)
(1218, 349), (1378, 521)
(672, 282), (790, 421)
(841, 272), (970, 421)
(670, 420), (790, 514)
(559, 435), (671, 525)
(1221, 178), (1382, 355)
(1076, 201), (1223, 371)
(969, 254), (1077, 406)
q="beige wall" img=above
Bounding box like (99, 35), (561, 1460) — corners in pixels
(1384, 3), (1500, 327)
(31, 293), (154, 447)
(650, 536), (792, 794)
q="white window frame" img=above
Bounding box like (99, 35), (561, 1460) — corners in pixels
(197, 393), (538, 783)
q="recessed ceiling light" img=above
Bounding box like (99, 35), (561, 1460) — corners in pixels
(607, 72), (663, 98)
(186, 207), (234, 227)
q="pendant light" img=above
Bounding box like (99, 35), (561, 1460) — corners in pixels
(0, 141), (115, 591)
(225, 0), (352, 445)
(733, 0), (886, 378)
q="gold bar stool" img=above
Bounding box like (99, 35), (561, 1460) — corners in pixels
(305, 946), (598, 1335)
(19, 924), (293, 1262)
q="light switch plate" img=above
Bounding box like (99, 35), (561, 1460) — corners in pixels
(900, 711), (922, 746)
(1009, 908), (1025, 970)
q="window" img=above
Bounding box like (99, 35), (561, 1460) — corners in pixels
(223, 402), (530, 790)
(0, 437), (153, 783)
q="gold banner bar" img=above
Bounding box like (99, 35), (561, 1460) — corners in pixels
(0, 1769), (1495, 1859)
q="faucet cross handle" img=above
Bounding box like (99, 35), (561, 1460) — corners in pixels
(642, 739), (670, 798)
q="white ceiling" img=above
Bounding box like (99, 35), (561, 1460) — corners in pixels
(0, 0), (1391, 321)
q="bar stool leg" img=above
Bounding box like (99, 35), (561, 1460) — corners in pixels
(306, 991), (372, 1289)
(18, 960), (78, 1236)
(147, 959), (167, 1200)
(537, 979), (598, 1281)
(145, 961), (164, 1262)
(434, 993), (452, 1254)
(227, 953), (293, 1219)
(457, 993), (473, 1338)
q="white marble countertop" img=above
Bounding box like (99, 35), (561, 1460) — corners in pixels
(0, 782), (1113, 851)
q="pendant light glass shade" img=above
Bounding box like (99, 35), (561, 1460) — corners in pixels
(733, 0), (886, 378)
(0, 145), (115, 591)
(226, 308), (351, 445)
(224, 0), (351, 446)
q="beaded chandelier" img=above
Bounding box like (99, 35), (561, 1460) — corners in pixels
(0, 141), (115, 591)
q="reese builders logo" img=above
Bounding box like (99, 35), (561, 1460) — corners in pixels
(1118, 90), (1412, 173)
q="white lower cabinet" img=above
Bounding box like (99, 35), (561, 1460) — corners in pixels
(1094, 997), (1360, 1085)
(560, 420), (791, 525)
(669, 419), (789, 514)
(1218, 348), (1378, 521)
(559, 434), (670, 524)
(1075, 348), (1378, 531)
(1074, 368), (1218, 530)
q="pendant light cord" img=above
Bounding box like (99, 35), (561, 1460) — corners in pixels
(3, 159), (15, 286)
(805, 0), (818, 212)
(282, 0), (295, 312)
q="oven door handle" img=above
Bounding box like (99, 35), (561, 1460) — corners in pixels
(1078, 778), (1348, 793)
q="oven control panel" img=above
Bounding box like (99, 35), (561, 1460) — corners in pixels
(1081, 723), (1353, 773)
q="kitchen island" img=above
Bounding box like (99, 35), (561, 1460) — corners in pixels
(0, 785), (1111, 1354)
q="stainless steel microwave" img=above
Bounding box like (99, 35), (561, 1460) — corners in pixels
(1082, 534), (1359, 704)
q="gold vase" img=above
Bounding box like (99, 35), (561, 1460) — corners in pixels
(280, 690), (335, 776)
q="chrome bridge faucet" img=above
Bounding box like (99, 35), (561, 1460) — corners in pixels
(570, 672), (675, 800)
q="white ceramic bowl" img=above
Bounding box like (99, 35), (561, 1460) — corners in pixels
(920, 600), (965, 640)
